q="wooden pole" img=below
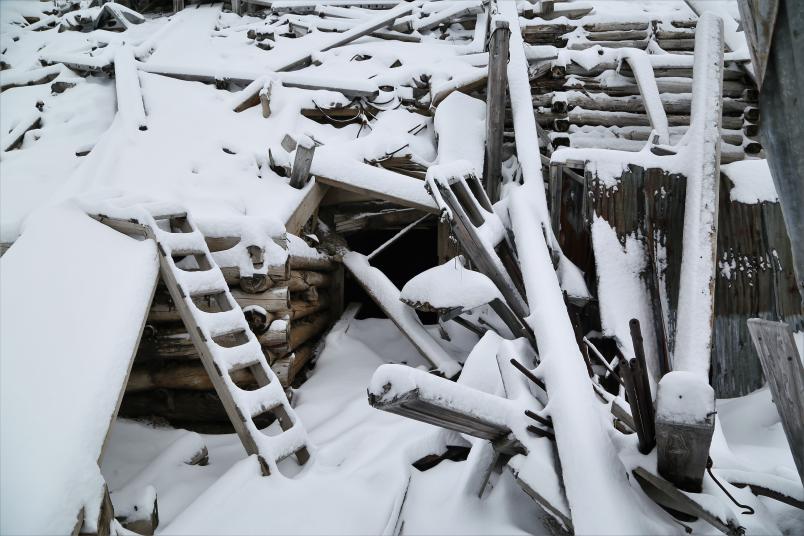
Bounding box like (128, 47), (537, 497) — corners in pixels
(483, 18), (510, 203)
(747, 319), (804, 486)
(289, 136), (316, 189)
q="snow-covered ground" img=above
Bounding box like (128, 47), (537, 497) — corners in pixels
(3, 1), (803, 534)
(99, 314), (804, 534)
(101, 316), (551, 535)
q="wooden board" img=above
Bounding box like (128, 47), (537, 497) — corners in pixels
(747, 319), (804, 486)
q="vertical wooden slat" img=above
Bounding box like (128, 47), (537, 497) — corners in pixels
(483, 19), (510, 203)
(747, 319), (804, 486)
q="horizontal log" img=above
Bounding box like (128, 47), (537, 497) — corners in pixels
(272, 342), (317, 387)
(289, 311), (332, 351)
(287, 293), (330, 320)
(289, 255), (338, 271)
(231, 287), (290, 312)
(533, 92), (752, 117)
(532, 75), (749, 98)
(119, 390), (274, 429)
(126, 362), (256, 392)
(288, 269), (333, 292)
(531, 108), (745, 131)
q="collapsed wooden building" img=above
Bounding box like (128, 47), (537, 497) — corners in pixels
(1, 1), (803, 535)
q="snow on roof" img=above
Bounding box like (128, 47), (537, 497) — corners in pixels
(722, 158), (779, 204)
(0, 202), (159, 534)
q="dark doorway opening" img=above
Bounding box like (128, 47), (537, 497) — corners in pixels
(345, 228), (439, 322)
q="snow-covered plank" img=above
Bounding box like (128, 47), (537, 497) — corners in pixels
(368, 364), (515, 442)
(0, 109), (41, 152)
(0, 202), (159, 535)
(343, 252), (461, 377)
(114, 46), (147, 132)
(311, 150), (438, 213)
(265, 1), (422, 72)
(618, 49), (670, 145)
(673, 12), (725, 378)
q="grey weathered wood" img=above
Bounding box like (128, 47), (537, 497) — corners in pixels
(173, 0), (184, 13)
(617, 347), (654, 454)
(289, 138), (316, 189)
(633, 467), (744, 536)
(655, 395), (715, 491)
(430, 179), (529, 318)
(483, 19), (510, 203)
(747, 319), (804, 486)
(488, 297), (537, 350)
(629, 319), (656, 447)
(285, 183), (330, 235)
(548, 163), (563, 239)
(369, 388), (524, 455)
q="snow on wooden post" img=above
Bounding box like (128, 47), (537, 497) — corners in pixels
(289, 135), (316, 189)
(657, 11), (724, 493)
(483, 18), (510, 203)
(747, 319), (804, 486)
(618, 49), (670, 145)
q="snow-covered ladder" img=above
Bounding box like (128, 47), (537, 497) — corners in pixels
(94, 204), (310, 475)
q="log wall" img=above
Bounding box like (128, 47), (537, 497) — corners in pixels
(120, 238), (343, 432)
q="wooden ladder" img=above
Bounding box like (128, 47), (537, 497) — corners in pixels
(94, 202), (310, 475)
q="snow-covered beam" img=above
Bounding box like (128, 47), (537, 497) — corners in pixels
(673, 12), (725, 378)
(368, 364), (520, 449)
(618, 49), (670, 145)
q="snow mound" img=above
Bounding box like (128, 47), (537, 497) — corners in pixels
(400, 258), (502, 311)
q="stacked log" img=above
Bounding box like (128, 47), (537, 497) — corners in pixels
(120, 236), (342, 432)
(521, 19), (761, 160)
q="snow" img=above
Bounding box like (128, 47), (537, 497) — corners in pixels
(401, 257), (502, 311)
(723, 159), (779, 204)
(656, 371), (715, 424)
(591, 217), (661, 382)
(434, 91), (486, 175)
(343, 251), (461, 377)
(0, 202), (159, 535)
(2, 2), (798, 534)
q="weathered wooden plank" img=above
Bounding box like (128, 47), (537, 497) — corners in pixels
(285, 183), (330, 235)
(747, 319), (804, 486)
(483, 18), (510, 203)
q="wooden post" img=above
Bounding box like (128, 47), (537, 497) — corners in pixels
(259, 80), (272, 118)
(655, 371), (715, 492)
(173, 0), (184, 13)
(483, 19), (510, 203)
(231, 0), (243, 16)
(289, 136), (316, 189)
(629, 319), (656, 446)
(747, 319), (804, 486)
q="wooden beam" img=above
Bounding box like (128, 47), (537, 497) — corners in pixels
(368, 367), (522, 453)
(633, 467), (743, 536)
(289, 136), (316, 189)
